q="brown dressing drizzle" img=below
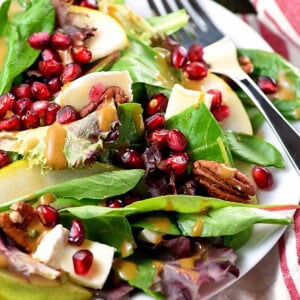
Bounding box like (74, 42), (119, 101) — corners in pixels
(38, 193), (56, 206)
(273, 71), (295, 100)
(45, 122), (67, 170)
(23, 138), (39, 153)
(145, 217), (171, 233)
(0, 38), (7, 71)
(96, 101), (118, 132)
(120, 240), (134, 257)
(191, 217), (204, 236)
(0, 252), (9, 269)
(113, 259), (138, 281)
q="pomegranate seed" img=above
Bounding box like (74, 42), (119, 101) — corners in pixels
(13, 98), (32, 116)
(0, 93), (15, 116)
(41, 48), (61, 61)
(158, 152), (189, 175)
(56, 105), (78, 124)
(31, 81), (51, 100)
(106, 198), (123, 208)
(71, 46), (92, 64)
(171, 45), (188, 69)
(79, 0), (98, 9)
(45, 102), (61, 125)
(0, 115), (22, 131)
(123, 194), (140, 206)
(257, 76), (278, 94)
(187, 44), (204, 62)
(167, 129), (187, 152)
(22, 109), (40, 128)
(36, 205), (59, 227)
(145, 113), (165, 130)
(50, 31), (71, 51)
(61, 63), (82, 84)
(0, 150), (11, 168)
(212, 104), (230, 122)
(28, 32), (50, 50)
(252, 165), (274, 190)
(207, 89), (222, 111)
(117, 149), (144, 169)
(89, 83), (105, 102)
(12, 84), (32, 99)
(31, 100), (49, 118)
(147, 128), (169, 147)
(146, 93), (168, 116)
(69, 220), (86, 246)
(47, 77), (62, 94)
(38, 59), (64, 78)
(73, 249), (93, 276)
(185, 62), (208, 80)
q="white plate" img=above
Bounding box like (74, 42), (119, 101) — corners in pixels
(126, 0), (300, 299)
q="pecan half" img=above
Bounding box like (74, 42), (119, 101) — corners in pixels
(79, 86), (129, 118)
(0, 202), (46, 253)
(192, 160), (256, 203)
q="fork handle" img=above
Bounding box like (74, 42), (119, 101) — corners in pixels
(235, 76), (300, 175)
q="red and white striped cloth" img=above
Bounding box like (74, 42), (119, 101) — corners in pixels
(215, 1), (300, 299)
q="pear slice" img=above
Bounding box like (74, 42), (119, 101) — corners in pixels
(182, 73), (253, 135)
(67, 5), (128, 61)
(55, 71), (132, 111)
(0, 268), (91, 300)
(0, 160), (117, 204)
(165, 84), (213, 120)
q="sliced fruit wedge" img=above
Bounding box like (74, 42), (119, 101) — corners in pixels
(182, 73), (253, 135)
(0, 160), (117, 204)
(55, 71), (132, 110)
(67, 5), (128, 61)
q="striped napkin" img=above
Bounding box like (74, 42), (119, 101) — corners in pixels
(214, 1), (300, 299)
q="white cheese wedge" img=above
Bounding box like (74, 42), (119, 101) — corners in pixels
(68, 5), (128, 61)
(57, 240), (115, 289)
(138, 229), (163, 244)
(165, 84), (213, 120)
(55, 71), (133, 111)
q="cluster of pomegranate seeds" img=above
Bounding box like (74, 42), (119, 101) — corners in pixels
(0, 150), (11, 168)
(36, 205), (59, 227)
(69, 220), (86, 246)
(73, 249), (93, 276)
(252, 165), (274, 190)
(170, 43), (208, 81)
(257, 76), (278, 94)
(207, 89), (230, 122)
(0, 28), (94, 132)
(145, 113), (165, 130)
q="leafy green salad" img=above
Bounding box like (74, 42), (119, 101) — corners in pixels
(0, 0), (299, 299)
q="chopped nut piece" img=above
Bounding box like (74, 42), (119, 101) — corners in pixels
(239, 56), (254, 74)
(192, 160), (256, 203)
(0, 202), (47, 253)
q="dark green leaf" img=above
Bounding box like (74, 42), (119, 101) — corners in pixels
(166, 102), (233, 165)
(109, 37), (180, 89)
(226, 131), (284, 168)
(0, 0), (55, 94)
(0, 0), (10, 37)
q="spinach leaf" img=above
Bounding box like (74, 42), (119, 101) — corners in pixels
(109, 37), (180, 89)
(113, 103), (144, 149)
(0, 0), (10, 37)
(224, 226), (253, 250)
(226, 131), (284, 168)
(165, 102), (233, 165)
(177, 206), (291, 237)
(0, 169), (144, 211)
(238, 49), (300, 120)
(0, 0), (55, 94)
(244, 104), (264, 132)
(131, 213), (181, 235)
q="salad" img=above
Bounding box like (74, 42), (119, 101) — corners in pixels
(0, 0), (299, 299)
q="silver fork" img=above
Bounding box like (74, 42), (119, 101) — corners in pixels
(148, 0), (300, 176)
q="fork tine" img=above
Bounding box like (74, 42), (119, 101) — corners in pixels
(176, 0), (224, 46)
